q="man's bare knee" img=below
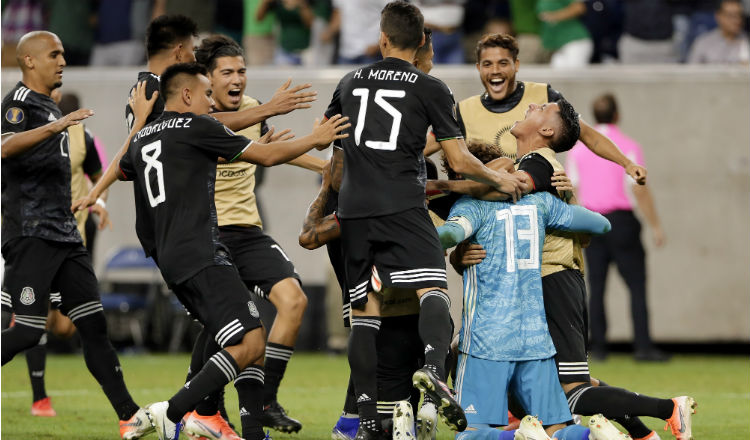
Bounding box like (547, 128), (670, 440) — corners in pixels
(225, 327), (266, 369)
(270, 278), (307, 320)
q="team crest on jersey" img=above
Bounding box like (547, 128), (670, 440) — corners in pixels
(19, 287), (35, 305)
(5, 107), (24, 124)
(248, 301), (259, 318)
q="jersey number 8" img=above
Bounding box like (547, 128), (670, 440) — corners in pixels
(351, 88), (405, 151)
(141, 140), (166, 207)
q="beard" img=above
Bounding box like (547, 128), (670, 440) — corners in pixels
(52, 81), (62, 89)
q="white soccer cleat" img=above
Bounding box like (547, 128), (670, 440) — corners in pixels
(588, 414), (632, 440)
(663, 396), (696, 440)
(514, 415), (551, 440)
(416, 401), (437, 440)
(392, 400), (416, 440)
(146, 401), (181, 440)
(120, 407), (156, 439)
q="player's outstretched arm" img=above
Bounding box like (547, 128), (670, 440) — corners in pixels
(579, 119), (646, 185)
(71, 81), (157, 213)
(436, 222), (468, 250)
(566, 205), (611, 235)
(213, 79), (317, 132)
(1, 108), (93, 159)
(439, 138), (525, 201)
(299, 160), (341, 249)
(237, 115), (350, 166)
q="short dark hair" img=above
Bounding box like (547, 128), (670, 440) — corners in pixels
(415, 27), (433, 60)
(442, 140), (503, 180)
(195, 35), (244, 72)
(475, 33), (519, 63)
(592, 93), (618, 124)
(381, 1), (424, 50)
(550, 98), (580, 153)
(160, 62), (208, 101)
(146, 15), (199, 58)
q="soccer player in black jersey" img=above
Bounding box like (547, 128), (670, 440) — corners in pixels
(1, 31), (153, 440)
(323, 3), (523, 439)
(94, 62), (349, 440)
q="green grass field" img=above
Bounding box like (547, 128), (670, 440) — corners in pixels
(1, 353), (748, 439)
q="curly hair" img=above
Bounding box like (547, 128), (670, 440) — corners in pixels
(441, 140), (504, 180)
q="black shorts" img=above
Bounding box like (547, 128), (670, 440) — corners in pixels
(171, 264), (263, 348)
(377, 315), (423, 413)
(2, 237), (101, 329)
(219, 225), (300, 300)
(542, 269), (590, 383)
(340, 208), (447, 309)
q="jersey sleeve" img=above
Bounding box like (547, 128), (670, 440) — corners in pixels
(191, 115), (252, 162)
(540, 192), (610, 234)
(423, 79), (463, 142)
(324, 78), (344, 120)
(517, 153), (554, 193)
(2, 99), (30, 134)
(445, 196), (487, 240)
(118, 142), (136, 182)
(455, 104), (467, 138)
(82, 128), (103, 176)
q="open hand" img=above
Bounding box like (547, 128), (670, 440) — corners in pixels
(269, 78), (317, 115)
(129, 80), (159, 125)
(55, 108), (94, 132)
(259, 125), (296, 143)
(312, 114), (350, 149)
(71, 194), (96, 213)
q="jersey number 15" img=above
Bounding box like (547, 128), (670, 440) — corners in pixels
(351, 88), (405, 151)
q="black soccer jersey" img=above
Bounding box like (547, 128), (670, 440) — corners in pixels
(1, 82), (81, 246)
(118, 112), (252, 285)
(125, 72), (165, 132)
(324, 57), (463, 219)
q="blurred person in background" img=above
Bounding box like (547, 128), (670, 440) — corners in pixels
(537, 0), (593, 68)
(152, 0), (215, 34)
(244, 0), (276, 65)
(566, 93), (668, 363)
(462, 0), (512, 63)
(412, 0), (466, 64)
(257, 0), (314, 65)
(509, 0), (550, 64)
(90, 0), (146, 66)
(580, 0), (624, 63)
(326, 0), (389, 64)
(216, 0), (245, 44)
(618, 0), (677, 64)
(46, 0), (96, 66)
(304, 0), (335, 66)
(688, 0), (749, 64)
(1, 0), (44, 66)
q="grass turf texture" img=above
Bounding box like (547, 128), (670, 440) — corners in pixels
(1, 353), (748, 439)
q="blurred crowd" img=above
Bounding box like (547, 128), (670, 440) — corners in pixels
(2, 0), (749, 67)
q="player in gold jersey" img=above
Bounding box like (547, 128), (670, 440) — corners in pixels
(176, 35), (325, 440)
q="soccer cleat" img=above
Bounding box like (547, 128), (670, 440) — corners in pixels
(258, 400), (302, 433)
(30, 397), (57, 417)
(513, 415), (551, 440)
(120, 407), (156, 439)
(663, 396), (696, 440)
(182, 411), (242, 440)
(392, 401), (416, 440)
(353, 427), (390, 440)
(332, 415), (359, 440)
(146, 401), (182, 440)
(588, 414), (631, 440)
(416, 401), (437, 440)
(412, 367), (467, 432)
(634, 432), (661, 440)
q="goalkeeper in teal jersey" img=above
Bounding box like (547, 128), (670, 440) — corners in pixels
(433, 98), (628, 440)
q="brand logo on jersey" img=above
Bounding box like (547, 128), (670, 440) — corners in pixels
(465, 404), (477, 414)
(239, 407), (249, 416)
(48, 113), (57, 122)
(424, 344), (434, 354)
(5, 107), (24, 124)
(217, 169), (247, 178)
(357, 393), (371, 403)
(248, 301), (259, 318)
(19, 287), (35, 305)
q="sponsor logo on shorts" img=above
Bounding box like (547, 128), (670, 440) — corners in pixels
(19, 287), (35, 305)
(5, 107), (24, 124)
(464, 404), (477, 414)
(248, 301), (259, 318)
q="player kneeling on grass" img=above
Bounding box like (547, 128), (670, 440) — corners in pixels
(436, 99), (632, 440)
(75, 62), (350, 440)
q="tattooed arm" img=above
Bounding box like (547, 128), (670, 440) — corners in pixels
(299, 158), (341, 250)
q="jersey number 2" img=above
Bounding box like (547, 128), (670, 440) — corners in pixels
(351, 88), (405, 151)
(142, 140), (166, 207)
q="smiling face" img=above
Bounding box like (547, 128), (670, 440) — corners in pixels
(510, 102), (560, 140)
(476, 46), (519, 101)
(208, 55), (247, 112)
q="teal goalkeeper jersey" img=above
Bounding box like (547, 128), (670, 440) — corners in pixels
(445, 192), (606, 362)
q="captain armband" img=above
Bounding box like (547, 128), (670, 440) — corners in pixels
(446, 216), (473, 238)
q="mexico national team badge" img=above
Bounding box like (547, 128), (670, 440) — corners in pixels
(19, 287), (35, 305)
(248, 301), (259, 318)
(5, 107), (24, 124)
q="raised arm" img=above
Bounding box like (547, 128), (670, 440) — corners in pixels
(71, 81), (158, 212)
(213, 79), (317, 131)
(579, 120), (646, 185)
(2, 108), (93, 159)
(299, 161), (341, 249)
(565, 205), (611, 235)
(436, 222), (468, 250)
